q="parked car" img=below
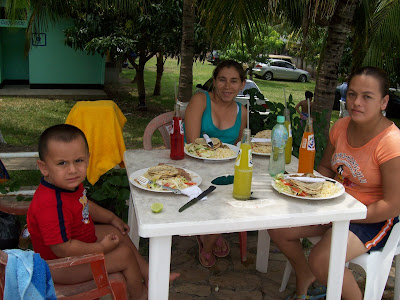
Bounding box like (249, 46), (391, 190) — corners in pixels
(268, 54), (294, 65)
(195, 78), (268, 105)
(206, 50), (221, 65)
(252, 59), (310, 82)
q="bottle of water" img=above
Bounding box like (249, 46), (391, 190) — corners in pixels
(268, 115), (288, 177)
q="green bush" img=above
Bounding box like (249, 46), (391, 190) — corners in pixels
(84, 169), (131, 222)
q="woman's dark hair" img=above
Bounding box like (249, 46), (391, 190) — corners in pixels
(38, 124), (89, 160)
(348, 66), (390, 97)
(213, 60), (246, 82)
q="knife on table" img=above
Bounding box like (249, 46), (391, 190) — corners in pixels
(179, 186), (216, 212)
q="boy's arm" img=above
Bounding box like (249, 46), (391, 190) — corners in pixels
(89, 200), (129, 234)
(49, 233), (119, 258)
(295, 101), (303, 114)
(88, 200), (114, 223)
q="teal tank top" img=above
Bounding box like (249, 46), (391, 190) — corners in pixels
(199, 91), (242, 145)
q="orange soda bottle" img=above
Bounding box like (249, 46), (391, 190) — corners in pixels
(297, 117), (315, 173)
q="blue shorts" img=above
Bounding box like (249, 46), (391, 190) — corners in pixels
(349, 217), (399, 252)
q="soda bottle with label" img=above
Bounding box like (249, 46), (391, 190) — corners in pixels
(170, 103), (184, 160)
(233, 128), (253, 200)
(283, 108), (293, 164)
(269, 116), (288, 177)
(298, 117), (315, 173)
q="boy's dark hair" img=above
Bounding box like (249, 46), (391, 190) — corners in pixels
(305, 91), (313, 99)
(38, 124), (89, 161)
(348, 66), (389, 97)
(213, 60), (246, 82)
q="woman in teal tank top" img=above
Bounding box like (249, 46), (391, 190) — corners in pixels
(184, 60), (248, 268)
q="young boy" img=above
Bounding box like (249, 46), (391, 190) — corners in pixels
(295, 90), (314, 120)
(27, 124), (179, 300)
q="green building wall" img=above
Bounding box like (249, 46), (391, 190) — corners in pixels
(1, 27), (29, 81)
(29, 20), (105, 87)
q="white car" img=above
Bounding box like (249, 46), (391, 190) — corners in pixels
(252, 59), (311, 82)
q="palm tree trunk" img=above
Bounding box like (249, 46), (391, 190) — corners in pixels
(153, 52), (164, 96)
(178, 0), (195, 103)
(0, 130), (6, 144)
(313, 0), (358, 132)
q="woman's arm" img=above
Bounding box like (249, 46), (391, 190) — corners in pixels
(355, 156), (400, 223)
(235, 104), (247, 144)
(185, 93), (207, 143)
(316, 139), (336, 178)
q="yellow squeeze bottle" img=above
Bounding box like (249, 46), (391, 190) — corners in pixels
(233, 128), (253, 200)
(284, 108), (293, 164)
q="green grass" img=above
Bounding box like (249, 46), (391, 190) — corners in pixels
(0, 57), (317, 150)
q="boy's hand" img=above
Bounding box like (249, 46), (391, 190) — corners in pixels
(111, 217), (130, 235)
(100, 233), (119, 253)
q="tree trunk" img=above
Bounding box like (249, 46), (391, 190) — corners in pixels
(0, 130), (6, 144)
(153, 52), (164, 96)
(178, 0), (195, 103)
(128, 53), (152, 109)
(313, 0), (358, 133)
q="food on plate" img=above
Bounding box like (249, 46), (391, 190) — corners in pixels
(136, 164), (196, 191)
(252, 130), (272, 154)
(186, 137), (236, 159)
(274, 173), (340, 198)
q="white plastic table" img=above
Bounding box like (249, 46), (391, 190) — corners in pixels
(124, 149), (367, 300)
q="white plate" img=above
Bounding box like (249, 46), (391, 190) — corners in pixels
(237, 141), (271, 156)
(252, 150), (271, 156)
(184, 143), (239, 161)
(271, 174), (345, 200)
(129, 167), (202, 193)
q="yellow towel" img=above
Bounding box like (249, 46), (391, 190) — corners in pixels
(65, 100), (127, 185)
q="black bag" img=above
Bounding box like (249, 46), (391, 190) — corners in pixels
(0, 212), (21, 250)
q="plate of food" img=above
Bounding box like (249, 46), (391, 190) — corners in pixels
(185, 137), (239, 161)
(251, 130), (272, 156)
(129, 164), (202, 193)
(271, 173), (345, 200)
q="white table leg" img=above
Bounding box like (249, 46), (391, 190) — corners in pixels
(128, 194), (140, 248)
(148, 236), (172, 300)
(326, 220), (349, 300)
(256, 229), (271, 273)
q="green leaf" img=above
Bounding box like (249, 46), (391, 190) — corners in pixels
(107, 176), (123, 186)
(91, 189), (108, 201)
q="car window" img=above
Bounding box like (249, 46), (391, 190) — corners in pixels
(275, 61), (286, 68)
(270, 62), (279, 67)
(283, 62), (295, 69)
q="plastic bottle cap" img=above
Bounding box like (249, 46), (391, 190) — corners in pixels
(277, 115), (285, 123)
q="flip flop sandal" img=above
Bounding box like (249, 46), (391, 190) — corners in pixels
(196, 236), (216, 268)
(212, 236), (230, 257)
(308, 286), (326, 296)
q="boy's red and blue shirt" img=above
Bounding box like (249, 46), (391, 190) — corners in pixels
(27, 178), (97, 260)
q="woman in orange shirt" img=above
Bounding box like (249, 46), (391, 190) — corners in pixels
(269, 66), (400, 300)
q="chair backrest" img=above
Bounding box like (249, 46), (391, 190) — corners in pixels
(380, 219), (400, 258)
(143, 110), (186, 150)
(0, 250), (127, 300)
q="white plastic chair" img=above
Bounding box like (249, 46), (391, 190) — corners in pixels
(279, 221), (400, 300)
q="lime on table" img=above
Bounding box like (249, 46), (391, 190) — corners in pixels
(151, 203), (163, 213)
